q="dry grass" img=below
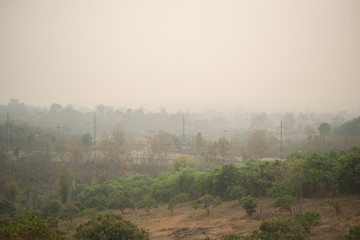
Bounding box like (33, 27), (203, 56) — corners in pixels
(69, 195), (360, 239)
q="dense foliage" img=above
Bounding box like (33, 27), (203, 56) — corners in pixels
(0, 213), (64, 240)
(74, 212), (149, 240)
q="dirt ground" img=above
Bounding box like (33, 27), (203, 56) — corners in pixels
(119, 195), (360, 240)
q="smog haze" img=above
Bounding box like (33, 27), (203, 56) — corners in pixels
(1, 0), (360, 112)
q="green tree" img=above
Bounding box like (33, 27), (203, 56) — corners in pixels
(168, 198), (177, 216)
(137, 197), (158, 214)
(192, 194), (222, 215)
(108, 191), (135, 214)
(169, 155), (196, 172)
(56, 166), (73, 203)
(74, 212), (148, 240)
(81, 132), (93, 147)
(241, 195), (257, 216)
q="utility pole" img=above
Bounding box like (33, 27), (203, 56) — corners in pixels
(57, 125), (60, 151)
(94, 113), (96, 159)
(280, 120), (283, 161)
(182, 115), (185, 153)
(7, 108), (9, 154)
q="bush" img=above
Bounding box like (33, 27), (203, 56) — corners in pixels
(0, 213), (64, 240)
(295, 212), (321, 233)
(245, 212), (320, 240)
(241, 195), (257, 216)
(344, 224), (360, 240)
(326, 199), (343, 214)
(74, 212), (149, 240)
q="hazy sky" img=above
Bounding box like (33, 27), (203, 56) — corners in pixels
(1, 0), (359, 112)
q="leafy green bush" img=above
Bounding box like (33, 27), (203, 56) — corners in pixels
(245, 212), (320, 240)
(295, 212), (321, 233)
(326, 199), (343, 214)
(241, 195), (257, 216)
(344, 224), (360, 240)
(0, 213), (64, 240)
(74, 212), (149, 240)
(168, 198), (178, 216)
(274, 195), (294, 214)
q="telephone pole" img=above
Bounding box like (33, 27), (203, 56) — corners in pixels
(182, 115), (185, 153)
(280, 120), (283, 161)
(57, 125), (60, 151)
(93, 113), (96, 159)
(7, 109), (9, 154)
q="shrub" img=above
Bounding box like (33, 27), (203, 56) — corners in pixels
(245, 211), (320, 240)
(326, 199), (343, 214)
(344, 224), (360, 240)
(241, 195), (257, 216)
(274, 195), (294, 214)
(295, 212), (321, 233)
(74, 212), (149, 240)
(0, 213), (64, 240)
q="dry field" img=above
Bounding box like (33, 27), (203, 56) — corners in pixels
(121, 195), (360, 240)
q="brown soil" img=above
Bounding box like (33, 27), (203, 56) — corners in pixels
(122, 195), (360, 240)
(69, 195), (360, 239)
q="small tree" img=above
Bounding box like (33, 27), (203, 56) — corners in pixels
(168, 198), (177, 216)
(274, 195), (294, 215)
(137, 197), (158, 214)
(241, 195), (257, 216)
(192, 194), (222, 215)
(326, 199), (343, 215)
(108, 191), (135, 214)
(56, 166), (73, 204)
